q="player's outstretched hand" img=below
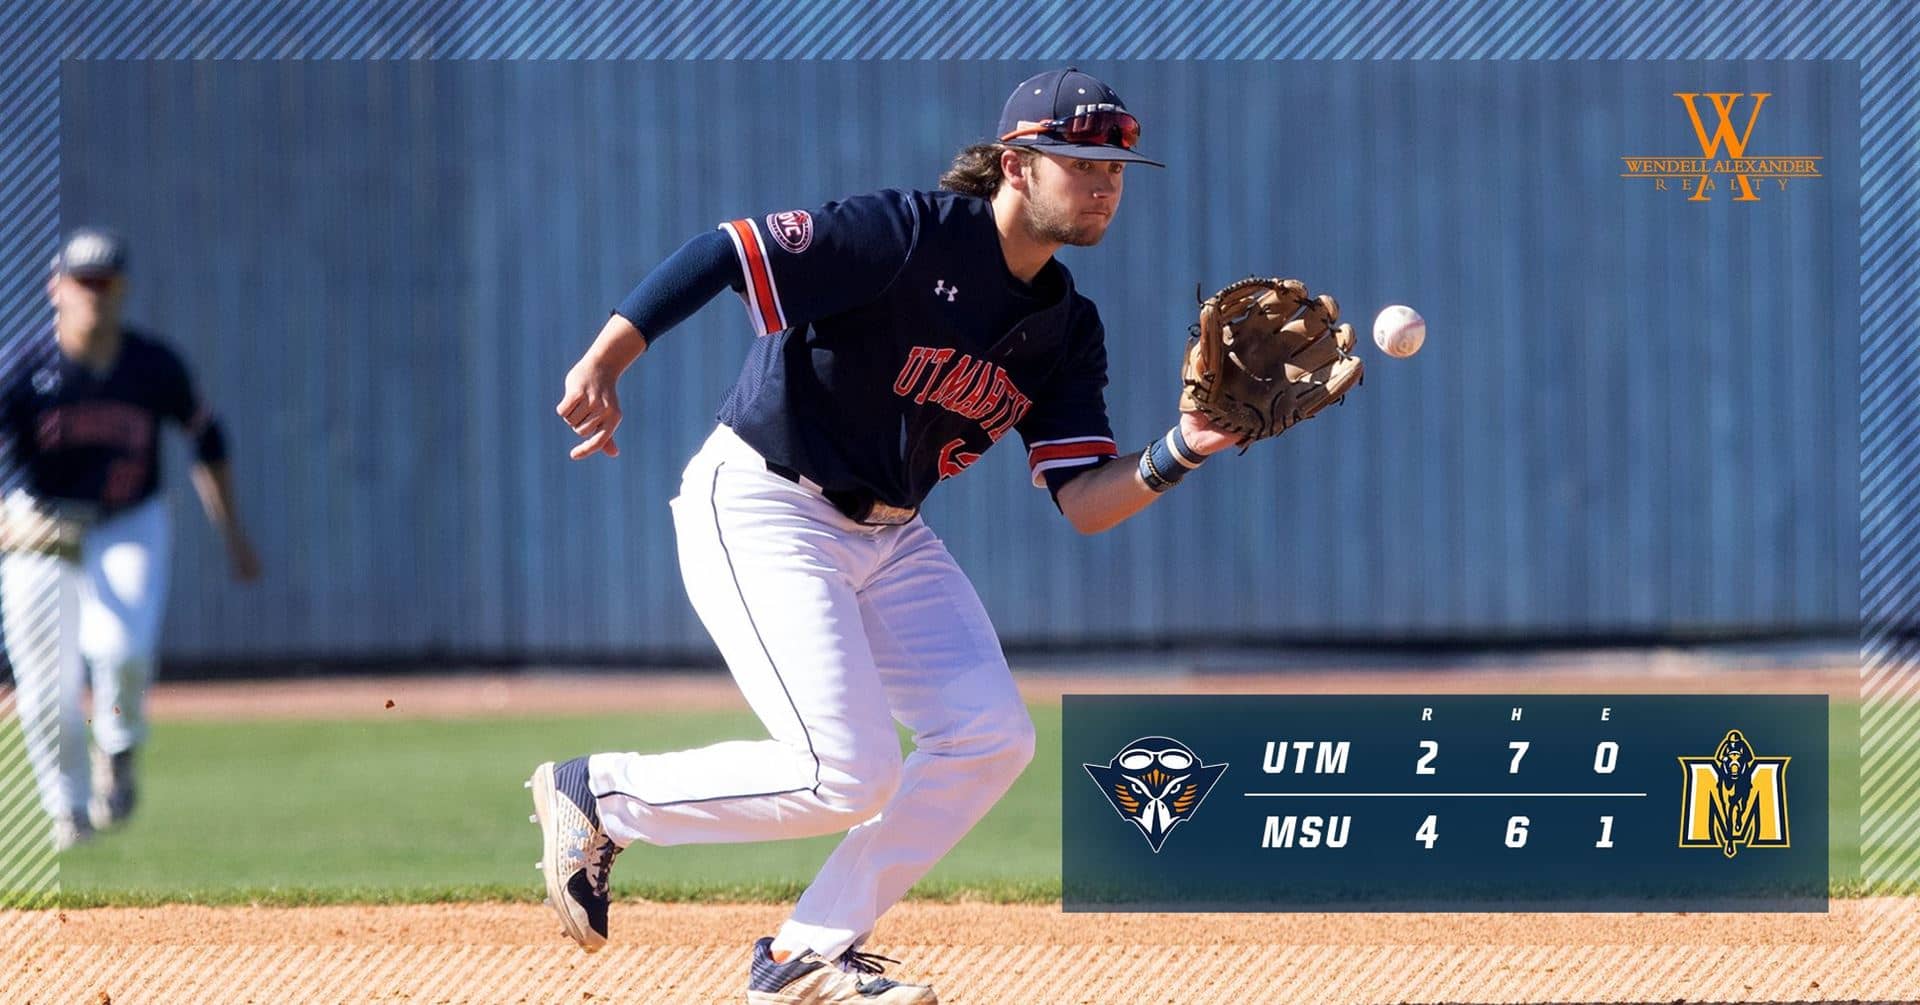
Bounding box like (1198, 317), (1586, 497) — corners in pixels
(558, 359), (623, 460)
(1178, 409), (1243, 457)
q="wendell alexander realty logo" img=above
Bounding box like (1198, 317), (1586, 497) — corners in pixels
(1084, 737), (1228, 853)
(1678, 728), (1790, 858)
(1621, 92), (1821, 202)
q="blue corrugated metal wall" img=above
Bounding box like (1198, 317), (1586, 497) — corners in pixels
(54, 60), (1858, 660)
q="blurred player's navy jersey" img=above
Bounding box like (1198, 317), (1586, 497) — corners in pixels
(715, 188), (1119, 509)
(0, 329), (204, 513)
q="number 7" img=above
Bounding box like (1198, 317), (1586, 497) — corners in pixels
(1508, 740), (1529, 774)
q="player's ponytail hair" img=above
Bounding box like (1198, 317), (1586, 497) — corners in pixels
(939, 143), (1032, 198)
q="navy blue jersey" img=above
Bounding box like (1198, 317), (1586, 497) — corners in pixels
(715, 189), (1118, 509)
(0, 329), (205, 514)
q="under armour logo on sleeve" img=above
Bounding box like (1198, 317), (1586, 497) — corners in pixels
(933, 280), (959, 302)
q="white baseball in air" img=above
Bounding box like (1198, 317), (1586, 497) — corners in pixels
(1372, 305), (1426, 358)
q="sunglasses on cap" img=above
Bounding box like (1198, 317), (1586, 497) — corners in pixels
(999, 109), (1142, 151)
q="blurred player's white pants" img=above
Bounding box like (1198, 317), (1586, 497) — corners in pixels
(589, 424), (1035, 960)
(3, 495), (170, 819)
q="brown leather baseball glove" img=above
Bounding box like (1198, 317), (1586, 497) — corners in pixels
(1180, 277), (1364, 442)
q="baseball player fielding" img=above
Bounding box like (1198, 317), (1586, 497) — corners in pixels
(527, 67), (1360, 1004)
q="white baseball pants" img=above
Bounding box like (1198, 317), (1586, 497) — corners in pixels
(3, 495), (170, 819)
(588, 424), (1035, 960)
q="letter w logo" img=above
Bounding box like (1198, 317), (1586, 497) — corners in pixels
(1673, 92), (1770, 202)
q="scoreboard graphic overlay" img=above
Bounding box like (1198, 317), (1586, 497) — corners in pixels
(1063, 695), (1827, 912)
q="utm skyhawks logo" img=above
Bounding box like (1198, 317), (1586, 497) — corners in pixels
(1084, 737), (1227, 853)
(1678, 728), (1791, 858)
(1620, 92), (1822, 202)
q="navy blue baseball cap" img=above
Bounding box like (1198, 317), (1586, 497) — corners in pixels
(997, 68), (1165, 167)
(55, 226), (129, 278)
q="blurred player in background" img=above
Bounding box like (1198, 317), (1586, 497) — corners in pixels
(0, 226), (261, 850)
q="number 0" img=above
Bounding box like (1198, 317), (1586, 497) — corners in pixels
(1416, 740), (1438, 775)
(1594, 741), (1619, 774)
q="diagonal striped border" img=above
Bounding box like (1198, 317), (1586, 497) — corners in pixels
(1855, 2), (1920, 920)
(4, 935), (1920, 1003)
(1, 0), (1914, 999)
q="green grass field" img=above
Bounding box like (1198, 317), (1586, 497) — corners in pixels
(15, 698), (1892, 906)
(50, 708), (1061, 906)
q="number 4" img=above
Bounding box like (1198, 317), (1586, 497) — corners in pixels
(1416, 814), (1438, 849)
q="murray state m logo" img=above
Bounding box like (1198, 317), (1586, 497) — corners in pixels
(1675, 92), (1768, 201)
(1678, 728), (1790, 857)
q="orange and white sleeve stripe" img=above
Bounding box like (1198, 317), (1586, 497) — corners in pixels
(1026, 436), (1119, 487)
(718, 218), (788, 336)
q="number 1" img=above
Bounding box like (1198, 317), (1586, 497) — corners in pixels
(1596, 815), (1615, 848)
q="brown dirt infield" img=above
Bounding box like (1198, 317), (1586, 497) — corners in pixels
(8, 648), (1917, 1003)
(12, 897), (1919, 1003)
(11, 899), (1918, 1003)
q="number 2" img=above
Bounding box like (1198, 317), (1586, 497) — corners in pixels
(1416, 740), (1437, 775)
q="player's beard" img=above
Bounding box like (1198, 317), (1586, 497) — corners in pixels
(1024, 189), (1109, 247)
(55, 300), (106, 348)
(52, 280), (121, 346)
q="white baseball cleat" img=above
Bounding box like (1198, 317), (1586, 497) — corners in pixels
(528, 757), (622, 952)
(747, 937), (938, 1003)
(88, 746), (138, 830)
(53, 813), (93, 852)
